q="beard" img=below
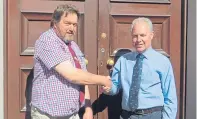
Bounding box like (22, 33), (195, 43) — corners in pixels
(63, 34), (75, 41)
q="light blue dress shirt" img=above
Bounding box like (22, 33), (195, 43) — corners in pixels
(108, 47), (177, 119)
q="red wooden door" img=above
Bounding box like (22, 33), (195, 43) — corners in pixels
(97, 0), (183, 119)
(6, 0), (98, 119)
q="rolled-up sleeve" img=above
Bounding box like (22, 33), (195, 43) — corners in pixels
(35, 36), (69, 70)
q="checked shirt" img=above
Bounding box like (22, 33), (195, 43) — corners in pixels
(31, 28), (86, 117)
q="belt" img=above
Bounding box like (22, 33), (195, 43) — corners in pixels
(31, 105), (78, 119)
(122, 106), (163, 115)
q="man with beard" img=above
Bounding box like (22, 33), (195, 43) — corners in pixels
(102, 17), (177, 119)
(31, 4), (111, 119)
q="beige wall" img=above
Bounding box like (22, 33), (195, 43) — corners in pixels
(0, 0), (4, 118)
(185, 0), (196, 118)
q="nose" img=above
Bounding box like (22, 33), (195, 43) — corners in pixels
(136, 35), (141, 42)
(67, 23), (75, 31)
(69, 24), (74, 31)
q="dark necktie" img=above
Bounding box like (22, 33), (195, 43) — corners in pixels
(66, 42), (85, 105)
(129, 53), (145, 111)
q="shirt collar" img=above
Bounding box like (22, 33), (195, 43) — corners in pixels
(136, 46), (153, 59)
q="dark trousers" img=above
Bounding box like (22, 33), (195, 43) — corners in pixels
(120, 111), (162, 119)
(91, 92), (122, 119)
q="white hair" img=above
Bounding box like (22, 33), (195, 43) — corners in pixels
(131, 17), (153, 32)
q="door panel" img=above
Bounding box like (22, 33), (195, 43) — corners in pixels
(6, 0), (98, 119)
(110, 16), (170, 55)
(98, 0), (181, 119)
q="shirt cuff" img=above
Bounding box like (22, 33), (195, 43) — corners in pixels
(109, 83), (117, 95)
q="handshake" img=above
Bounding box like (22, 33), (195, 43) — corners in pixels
(100, 76), (112, 94)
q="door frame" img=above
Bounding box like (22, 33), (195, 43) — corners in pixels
(1, 0), (5, 119)
(185, 0), (196, 118)
(4, 0), (7, 118)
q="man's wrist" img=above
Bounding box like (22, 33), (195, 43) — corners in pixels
(85, 106), (92, 111)
(84, 99), (92, 108)
(100, 76), (111, 86)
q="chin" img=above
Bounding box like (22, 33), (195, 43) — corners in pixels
(65, 37), (74, 41)
(136, 48), (145, 53)
(68, 39), (74, 41)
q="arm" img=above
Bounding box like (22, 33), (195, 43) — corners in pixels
(55, 61), (111, 87)
(161, 62), (177, 119)
(82, 85), (93, 119)
(36, 37), (111, 87)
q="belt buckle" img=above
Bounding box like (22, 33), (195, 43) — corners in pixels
(135, 110), (144, 115)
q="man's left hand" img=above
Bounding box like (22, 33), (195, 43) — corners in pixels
(83, 107), (93, 119)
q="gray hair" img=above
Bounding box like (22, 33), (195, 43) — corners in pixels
(50, 4), (79, 27)
(131, 17), (153, 32)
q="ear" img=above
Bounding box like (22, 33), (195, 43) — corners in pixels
(150, 31), (154, 40)
(54, 23), (57, 29)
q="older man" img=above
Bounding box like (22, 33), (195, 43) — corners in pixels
(31, 4), (111, 119)
(103, 17), (177, 119)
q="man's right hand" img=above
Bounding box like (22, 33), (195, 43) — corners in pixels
(102, 76), (112, 87)
(102, 85), (111, 94)
(101, 76), (112, 94)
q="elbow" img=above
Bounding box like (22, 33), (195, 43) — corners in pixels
(61, 68), (84, 84)
(67, 75), (88, 85)
(69, 78), (79, 84)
